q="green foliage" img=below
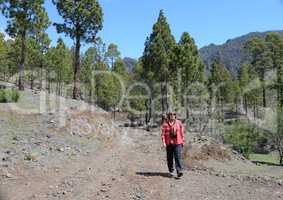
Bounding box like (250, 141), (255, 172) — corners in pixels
(26, 32), (51, 89)
(52, 0), (103, 99)
(52, 0), (103, 42)
(170, 32), (205, 109)
(244, 37), (273, 85)
(106, 43), (120, 68)
(176, 32), (204, 83)
(1, 0), (50, 90)
(140, 10), (176, 114)
(239, 64), (250, 90)
(112, 58), (128, 78)
(0, 38), (18, 78)
(1, 0), (49, 37)
(208, 60), (233, 103)
(0, 88), (20, 103)
(224, 121), (266, 158)
(244, 33), (283, 79)
(275, 106), (283, 164)
(46, 38), (72, 82)
(80, 47), (97, 84)
(96, 73), (119, 110)
(228, 80), (241, 106)
(79, 39), (124, 109)
(125, 85), (148, 114)
(142, 10), (175, 83)
(131, 59), (144, 81)
(0, 32), (8, 79)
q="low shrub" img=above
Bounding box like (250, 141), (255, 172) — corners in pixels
(0, 88), (20, 103)
(224, 121), (267, 158)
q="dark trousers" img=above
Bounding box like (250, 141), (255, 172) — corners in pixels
(166, 144), (183, 173)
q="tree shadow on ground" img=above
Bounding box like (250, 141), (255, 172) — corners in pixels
(136, 172), (172, 178)
(251, 160), (282, 167)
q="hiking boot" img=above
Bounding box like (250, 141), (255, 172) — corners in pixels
(177, 171), (183, 178)
(169, 172), (174, 177)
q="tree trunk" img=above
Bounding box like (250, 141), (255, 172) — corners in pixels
(253, 102), (256, 120)
(40, 62), (43, 90)
(30, 69), (34, 90)
(46, 70), (50, 94)
(244, 95), (248, 114)
(262, 84), (266, 107)
(221, 98), (224, 122)
(59, 70), (63, 96)
(60, 82), (63, 96)
(111, 57), (114, 69)
(89, 87), (93, 103)
(18, 31), (27, 91)
(279, 149), (283, 165)
(277, 79), (283, 165)
(73, 36), (81, 99)
(145, 98), (152, 125)
(165, 79), (169, 112)
(161, 83), (165, 113)
(113, 106), (116, 120)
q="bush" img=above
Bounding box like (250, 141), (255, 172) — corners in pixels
(0, 88), (20, 103)
(223, 121), (267, 158)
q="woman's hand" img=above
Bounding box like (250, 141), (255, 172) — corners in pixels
(162, 142), (166, 148)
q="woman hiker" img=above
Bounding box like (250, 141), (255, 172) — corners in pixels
(161, 112), (185, 178)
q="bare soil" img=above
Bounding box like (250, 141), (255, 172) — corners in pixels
(0, 90), (283, 200)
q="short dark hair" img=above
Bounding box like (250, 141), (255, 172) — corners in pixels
(167, 112), (176, 118)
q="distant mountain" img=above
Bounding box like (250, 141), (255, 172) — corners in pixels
(123, 57), (137, 72)
(199, 30), (283, 76)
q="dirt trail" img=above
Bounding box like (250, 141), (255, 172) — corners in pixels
(1, 122), (283, 200)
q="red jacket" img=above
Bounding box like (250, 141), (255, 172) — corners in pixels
(161, 119), (185, 145)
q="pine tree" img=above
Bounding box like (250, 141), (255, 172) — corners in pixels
(110, 59), (128, 119)
(5, 38), (19, 79)
(0, 0), (49, 90)
(92, 38), (109, 106)
(46, 38), (72, 95)
(265, 32), (283, 164)
(246, 65), (262, 119)
(26, 32), (51, 90)
(52, 0), (103, 99)
(208, 60), (232, 121)
(171, 32), (205, 117)
(239, 64), (250, 113)
(0, 33), (8, 80)
(141, 10), (175, 116)
(245, 37), (273, 107)
(106, 43), (120, 69)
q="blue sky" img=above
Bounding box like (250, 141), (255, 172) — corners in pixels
(1, 0), (283, 59)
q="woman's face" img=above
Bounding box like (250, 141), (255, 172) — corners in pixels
(168, 113), (175, 121)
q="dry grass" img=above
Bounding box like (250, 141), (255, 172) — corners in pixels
(183, 138), (232, 168)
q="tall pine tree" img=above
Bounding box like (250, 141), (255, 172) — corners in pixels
(52, 0), (103, 99)
(171, 32), (205, 117)
(245, 37), (273, 107)
(141, 10), (175, 116)
(239, 63), (250, 113)
(0, 0), (49, 90)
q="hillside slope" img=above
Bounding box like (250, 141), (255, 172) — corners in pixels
(199, 30), (283, 76)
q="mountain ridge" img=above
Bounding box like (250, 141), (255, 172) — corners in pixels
(199, 30), (283, 76)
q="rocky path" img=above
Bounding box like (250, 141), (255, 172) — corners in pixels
(1, 124), (283, 200)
